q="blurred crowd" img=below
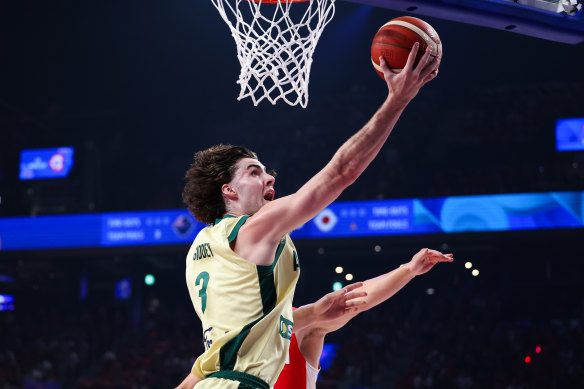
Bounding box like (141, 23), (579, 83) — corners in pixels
(0, 305), (130, 389)
(319, 295), (584, 389)
(2, 284), (583, 389)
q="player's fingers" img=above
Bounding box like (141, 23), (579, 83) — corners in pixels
(421, 56), (440, 80)
(415, 45), (433, 74)
(422, 72), (437, 85)
(434, 255), (453, 262)
(342, 282), (364, 295)
(343, 291), (368, 301)
(403, 42), (420, 72)
(429, 250), (451, 259)
(378, 56), (395, 81)
(345, 299), (367, 308)
(379, 56), (389, 71)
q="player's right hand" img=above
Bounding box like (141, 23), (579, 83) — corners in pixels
(379, 42), (440, 105)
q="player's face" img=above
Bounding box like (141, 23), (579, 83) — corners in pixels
(229, 158), (275, 214)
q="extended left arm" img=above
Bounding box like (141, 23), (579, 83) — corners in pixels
(295, 249), (453, 367)
(319, 248), (453, 332)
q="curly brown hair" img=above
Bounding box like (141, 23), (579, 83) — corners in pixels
(183, 145), (257, 224)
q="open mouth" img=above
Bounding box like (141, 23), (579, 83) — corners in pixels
(264, 190), (275, 201)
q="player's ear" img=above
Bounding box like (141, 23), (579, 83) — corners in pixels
(221, 183), (238, 200)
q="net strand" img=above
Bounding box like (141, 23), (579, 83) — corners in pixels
(210, 0), (336, 107)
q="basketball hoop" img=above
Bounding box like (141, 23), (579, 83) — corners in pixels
(210, 0), (336, 107)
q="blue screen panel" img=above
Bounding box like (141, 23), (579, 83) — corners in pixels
(19, 147), (75, 180)
(0, 211), (205, 251)
(556, 118), (584, 151)
(115, 278), (132, 299)
(101, 211), (199, 247)
(0, 191), (582, 251)
(291, 191), (583, 238)
(0, 294), (14, 311)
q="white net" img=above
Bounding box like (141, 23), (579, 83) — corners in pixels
(210, 0), (336, 107)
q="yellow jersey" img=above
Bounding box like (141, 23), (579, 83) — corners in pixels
(186, 215), (300, 388)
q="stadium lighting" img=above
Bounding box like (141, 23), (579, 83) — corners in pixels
(145, 274), (155, 286)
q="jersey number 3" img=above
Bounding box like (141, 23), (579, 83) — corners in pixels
(195, 271), (210, 314)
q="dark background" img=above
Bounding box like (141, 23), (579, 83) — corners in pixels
(0, 1), (583, 388)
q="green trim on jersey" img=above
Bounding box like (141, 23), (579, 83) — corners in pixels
(219, 222), (285, 371)
(228, 215), (250, 242)
(220, 317), (261, 371)
(257, 236), (287, 274)
(256, 236), (286, 314)
(257, 267), (276, 315)
(208, 370), (269, 389)
(219, 262), (278, 370)
(215, 214), (237, 225)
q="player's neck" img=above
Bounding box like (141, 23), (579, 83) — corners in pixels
(223, 202), (246, 219)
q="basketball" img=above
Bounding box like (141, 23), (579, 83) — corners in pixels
(371, 16), (442, 79)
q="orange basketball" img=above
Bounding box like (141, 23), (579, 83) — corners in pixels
(371, 16), (442, 79)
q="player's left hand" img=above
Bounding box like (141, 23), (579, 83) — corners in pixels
(312, 282), (367, 322)
(405, 248), (453, 276)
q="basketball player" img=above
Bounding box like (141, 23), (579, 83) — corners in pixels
(182, 44), (440, 389)
(175, 284), (368, 389)
(177, 249), (452, 389)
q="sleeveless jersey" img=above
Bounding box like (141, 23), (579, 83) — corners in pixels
(186, 215), (300, 387)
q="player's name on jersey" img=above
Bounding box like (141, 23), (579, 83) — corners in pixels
(192, 243), (214, 261)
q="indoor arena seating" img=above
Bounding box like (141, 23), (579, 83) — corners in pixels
(3, 273), (582, 389)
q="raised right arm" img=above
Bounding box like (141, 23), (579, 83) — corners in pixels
(237, 45), (439, 263)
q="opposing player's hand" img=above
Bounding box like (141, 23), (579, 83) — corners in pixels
(404, 248), (453, 276)
(379, 42), (440, 104)
(312, 281), (367, 322)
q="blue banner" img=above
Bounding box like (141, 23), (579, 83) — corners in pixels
(19, 147), (75, 180)
(0, 191), (582, 251)
(556, 118), (584, 151)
